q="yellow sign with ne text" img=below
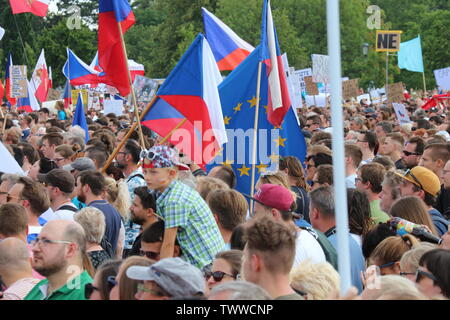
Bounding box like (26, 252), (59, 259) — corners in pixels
(376, 30), (402, 52)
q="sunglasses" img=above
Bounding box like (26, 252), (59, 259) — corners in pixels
(140, 250), (160, 260)
(84, 283), (100, 299)
(204, 270), (235, 282)
(415, 269), (437, 283)
(403, 169), (424, 190)
(402, 150), (421, 157)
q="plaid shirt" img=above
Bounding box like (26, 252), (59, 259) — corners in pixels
(157, 180), (225, 269)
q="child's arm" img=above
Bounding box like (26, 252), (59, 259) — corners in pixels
(160, 227), (178, 259)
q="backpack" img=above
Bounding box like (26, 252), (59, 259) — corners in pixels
(300, 226), (339, 271)
(100, 237), (115, 259)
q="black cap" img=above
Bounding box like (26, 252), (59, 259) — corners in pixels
(39, 169), (75, 193)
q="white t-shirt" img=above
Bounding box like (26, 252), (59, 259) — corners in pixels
(292, 230), (326, 270)
(345, 174), (357, 188)
(52, 202), (78, 221)
(39, 208), (57, 222)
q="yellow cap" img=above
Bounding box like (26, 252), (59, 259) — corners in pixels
(395, 166), (441, 197)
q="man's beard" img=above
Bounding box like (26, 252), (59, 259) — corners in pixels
(77, 190), (86, 204)
(34, 254), (67, 277)
(115, 161), (126, 170)
(130, 211), (145, 226)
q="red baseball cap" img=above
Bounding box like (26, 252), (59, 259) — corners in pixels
(244, 184), (294, 212)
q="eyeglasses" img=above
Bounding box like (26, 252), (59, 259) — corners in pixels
(84, 283), (100, 299)
(30, 237), (72, 247)
(136, 283), (163, 296)
(204, 270), (235, 282)
(415, 269), (437, 283)
(402, 150), (421, 157)
(378, 261), (396, 269)
(403, 169), (424, 190)
(140, 250), (160, 260)
(355, 177), (362, 183)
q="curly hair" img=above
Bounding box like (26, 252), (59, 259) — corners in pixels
(347, 188), (372, 237)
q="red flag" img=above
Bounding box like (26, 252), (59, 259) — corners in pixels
(9, 0), (49, 17)
(98, 0), (135, 96)
(31, 49), (50, 103)
(0, 81), (4, 102)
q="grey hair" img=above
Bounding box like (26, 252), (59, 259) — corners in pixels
(1, 174), (21, 189)
(309, 186), (335, 218)
(399, 242), (437, 273)
(350, 116), (364, 126)
(69, 125), (87, 140)
(74, 207), (105, 244)
(209, 281), (272, 300)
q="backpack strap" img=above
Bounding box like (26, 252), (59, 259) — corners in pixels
(127, 173), (145, 183)
(57, 205), (78, 213)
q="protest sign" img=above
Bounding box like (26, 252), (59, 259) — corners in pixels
(10, 65), (27, 98)
(289, 67), (303, 110)
(304, 76), (319, 96)
(312, 54), (329, 84)
(392, 103), (412, 125)
(387, 82), (404, 103)
(133, 75), (158, 103)
(294, 68), (312, 93)
(342, 79), (359, 100)
(357, 94), (371, 105)
(376, 30), (402, 52)
(104, 99), (123, 116)
(305, 94), (327, 107)
(434, 67), (450, 91)
(47, 88), (61, 101)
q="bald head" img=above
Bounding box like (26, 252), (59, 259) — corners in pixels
(0, 237), (31, 271)
(42, 220), (87, 253)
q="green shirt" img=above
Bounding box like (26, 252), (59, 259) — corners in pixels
(157, 180), (225, 269)
(370, 199), (390, 225)
(24, 271), (92, 300)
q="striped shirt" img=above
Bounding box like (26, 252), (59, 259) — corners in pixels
(2, 278), (40, 300)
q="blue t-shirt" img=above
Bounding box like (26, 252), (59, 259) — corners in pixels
(58, 110), (67, 120)
(327, 231), (365, 293)
(88, 200), (122, 252)
(428, 208), (449, 237)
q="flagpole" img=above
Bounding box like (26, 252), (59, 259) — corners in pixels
(249, 61), (263, 213)
(385, 52), (389, 102)
(422, 72), (427, 93)
(159, 119), (187, 144)
(101, 95), (158, 173)
(327, 0), (352, 295)
(12, 14), (30, 67)
(117, 22), (147, 150)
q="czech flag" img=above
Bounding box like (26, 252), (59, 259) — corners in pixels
(202, 7), (254, 71)
(142, 34), (227, 166)
(4, 54), (16, 106)
(17, 80), (40, 112)
(98, 0), (135, 97)
(0, 80), (4, 102)
(61, 80), (72, 109)
(260, 0), (291, 127)
(9, 0), (49, 17)
(63, 48), (101, 86)
(128, 59), (145, 82)
(421, 93), (450, 110)
(31, 49), (50, 103)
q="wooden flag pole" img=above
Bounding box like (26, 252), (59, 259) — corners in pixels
(422, 72), (427, 93)
(117, 22), (147, 150)
(249, 61), (263, 216)
(159, 119), (187, 145)
(101, 95), (157, 173)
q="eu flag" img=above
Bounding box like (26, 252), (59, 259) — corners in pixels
(208, 46), (307, 195)
(72, 93), (90, 142)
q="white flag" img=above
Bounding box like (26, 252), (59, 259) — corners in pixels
(0, 27), (5, 40)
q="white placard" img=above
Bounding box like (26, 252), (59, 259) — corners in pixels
(104, 99), (123, 116)
(312, 54), (329, 84)
(305, 94), (328, 107)
(434, 67), (450, 91)
(370, 89), (380, 103)
(294, 68), (312, 93)
(357, 94), (371, 104)
(281, 54), (302, 110)
(0, 27), (5, 40)
(392, 103), (412, 124)
(0, 142), (24, 175)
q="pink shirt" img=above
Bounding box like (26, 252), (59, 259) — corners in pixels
(27, 244), (44, 280)
(2, 278), (40, 300)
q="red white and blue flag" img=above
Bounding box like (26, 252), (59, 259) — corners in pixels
(142, 34), (227, 166)
(17, 80), (40, 112)
(9, 0), (49, 17)
(260, 0), (291, 127)
(0, 80), (4, 102)
(4, 53), (16, 106)
(63, 48), (101, 86)
(202, 7), (254, 71)
(61, 80), (72, 109)
(98, 0), (135, 96)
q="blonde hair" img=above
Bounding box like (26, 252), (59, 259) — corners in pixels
(369, 275), (426, 300)
(256, 171), (297, 204)
(195, 176), (229, 200)
(104, 177), (131, 218)
(399, 242), (437, 273)
(369, 234), (420, 266)
(290, 259), (340, 300)
(74, 207), (106, 244)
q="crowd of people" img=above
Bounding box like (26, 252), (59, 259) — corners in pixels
(0, 92), (449, 301)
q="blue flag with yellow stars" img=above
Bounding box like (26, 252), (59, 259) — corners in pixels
(207, 45), (307, 195)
